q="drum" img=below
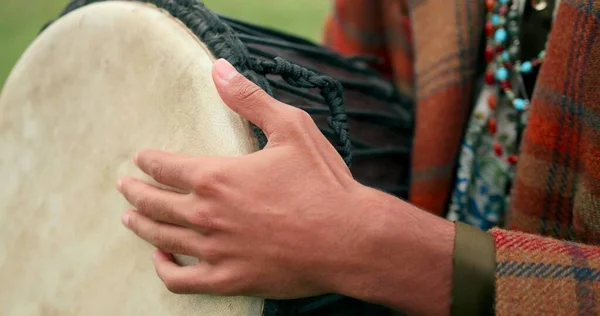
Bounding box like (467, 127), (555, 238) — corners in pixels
(0, 1), (412, 315)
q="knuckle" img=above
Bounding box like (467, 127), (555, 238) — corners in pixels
(170, 163), (186, 184)
(279, 109), (312, 139)
(296, 110), (317, 132)
(206, 166), (228, 184)
(188, 208), (216, 230)
(153, 203), (169, 221)
(151, 226), (166, 246)
(232, 80), (264, 104)
(191, 179), (210, 193)
(163, 277), (187, 294)
(149, 160), (163, 182)
(294, 108), (312, 123)
(192, 166), (229, 193)
(285, 109), (309, 128)
(157, 237), (184, 254)
(200, 242), (222, 263)
(135, 194), (151, 213)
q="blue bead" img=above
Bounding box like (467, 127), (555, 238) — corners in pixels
(491, 14), (500, 26)
(502, 51), (510, 61)
(494, 29), (507, 43)
(495, 67), (509, 81)
(521, 61), (533, 73)
(513, 98), (527, 111)
(499, 0), (509, 3)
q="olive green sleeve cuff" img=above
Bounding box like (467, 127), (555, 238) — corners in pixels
(450, 222), (496, 316)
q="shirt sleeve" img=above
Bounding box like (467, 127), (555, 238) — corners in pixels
(489, 228), (600, 315)
(451, 222), (496, 316)
(452, 224), (600, 315)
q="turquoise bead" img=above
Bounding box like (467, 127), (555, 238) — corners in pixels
(491, 14), (500, 26)
(495, 67), (509, 81)
(502, 51), (510, 61)
(521, 61), (532, 73)
(513, 98), (527, 110)
(499, 0), (509, 3)
(494, 29), (507, 43)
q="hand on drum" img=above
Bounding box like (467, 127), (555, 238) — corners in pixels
(117, 59), (455, 315)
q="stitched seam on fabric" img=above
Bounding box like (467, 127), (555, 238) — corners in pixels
(417, 64), (477, 98)
(417, 74), (475, 103)
(415, 48), (478, 82)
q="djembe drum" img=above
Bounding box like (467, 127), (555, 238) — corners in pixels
(0, 1), (413, 315)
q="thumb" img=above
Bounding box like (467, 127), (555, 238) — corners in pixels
(212, 59), (284, 138)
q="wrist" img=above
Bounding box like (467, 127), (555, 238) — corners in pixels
(330, 187), (455, 315)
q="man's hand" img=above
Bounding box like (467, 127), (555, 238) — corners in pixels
(117, 59), (455, 315)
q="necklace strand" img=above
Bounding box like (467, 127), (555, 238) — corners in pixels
(483, 0), (552, 165)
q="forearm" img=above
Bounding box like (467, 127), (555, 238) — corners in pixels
(328, 187), (455, 316)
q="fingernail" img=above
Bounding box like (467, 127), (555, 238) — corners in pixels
(116, 179), (123, 192)
(134, 152), (139, 165)
(152, 251), (158, 260)
(215, 59), (237, 81)
(121, 212), (130, 227)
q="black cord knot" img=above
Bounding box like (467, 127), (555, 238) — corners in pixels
(251, 56), (352, 166)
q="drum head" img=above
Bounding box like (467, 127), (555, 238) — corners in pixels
(0, 1), (262, 315)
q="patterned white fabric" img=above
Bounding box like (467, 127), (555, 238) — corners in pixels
(447, 85), (524, 230)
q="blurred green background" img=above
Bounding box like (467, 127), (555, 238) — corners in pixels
(0, 0), (331, 87)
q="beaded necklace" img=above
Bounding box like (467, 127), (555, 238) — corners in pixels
(446, 0), (560, 229)
(483, 0), (557, 165)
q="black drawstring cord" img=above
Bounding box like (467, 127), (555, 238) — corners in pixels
(251, 57), (353, 166)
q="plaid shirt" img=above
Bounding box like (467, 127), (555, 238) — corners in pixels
(324, 0), (600, 314)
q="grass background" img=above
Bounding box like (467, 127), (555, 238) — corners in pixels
(0, 0), (331, 87)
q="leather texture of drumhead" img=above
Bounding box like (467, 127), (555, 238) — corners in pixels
(0, 1), (262, 315)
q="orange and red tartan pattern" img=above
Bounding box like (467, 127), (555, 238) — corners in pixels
(324, 0), (600, 314)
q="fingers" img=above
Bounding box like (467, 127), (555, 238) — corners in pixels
(134, 149), (197, 190)
(118, 176), (192, 227)
(153, 250), (241, 296)
(122, 209), (203, 258)
(152, 249), (206, 294)
(212, 58), (290, 140)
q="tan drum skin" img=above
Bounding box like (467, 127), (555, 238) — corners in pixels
(0, 1), (264, 315)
